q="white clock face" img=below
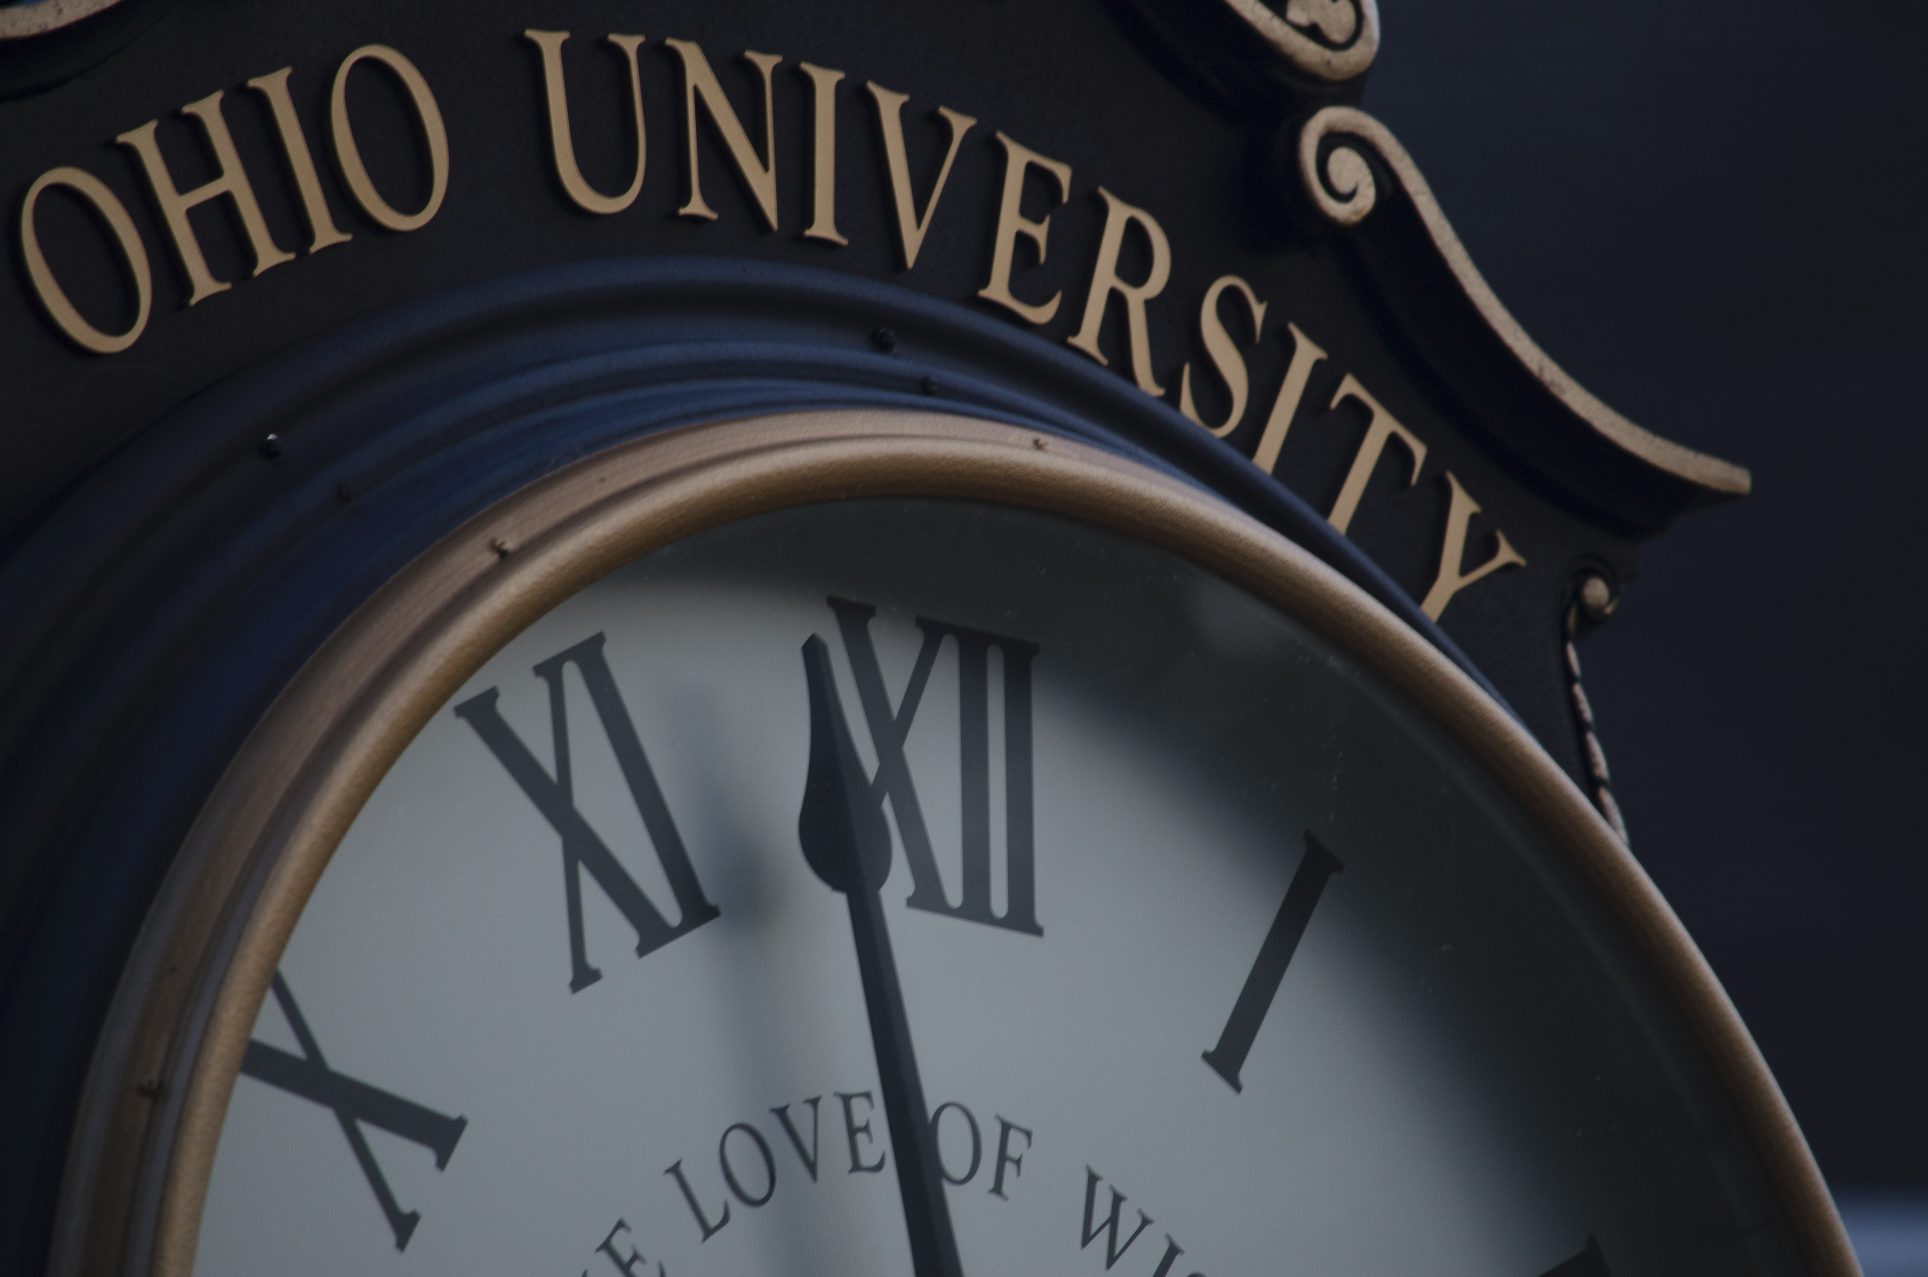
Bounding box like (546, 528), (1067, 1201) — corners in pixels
(191, 496), (1804, 1277)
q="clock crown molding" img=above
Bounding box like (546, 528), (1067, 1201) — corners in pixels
(0, 0), (124, 39)
(12, 0), (1380, 75)
(1104, 8), (1742, 533)
(1291, 106), (1751, 532)
(1105, 0), (1379, 111)
(1224, 0), (1380, 82)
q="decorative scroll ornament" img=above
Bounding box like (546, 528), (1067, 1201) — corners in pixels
(1224, 0), (1379, 82)
(1296, 106), (1751, 497)
(0, 0), (125, 38)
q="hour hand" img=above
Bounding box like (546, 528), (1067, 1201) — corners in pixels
(798, 635), (893, 897)
(797, 635), (964, 1277)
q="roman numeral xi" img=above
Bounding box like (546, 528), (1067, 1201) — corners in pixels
(454, 632), (721, 993)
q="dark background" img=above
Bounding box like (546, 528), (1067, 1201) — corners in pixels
(1365, 0), (1928, 1240)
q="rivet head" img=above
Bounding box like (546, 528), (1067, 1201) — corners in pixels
(258, 434), (283, 460)
(1578, 573), (1618, 623)
(870, 326), (897, 353)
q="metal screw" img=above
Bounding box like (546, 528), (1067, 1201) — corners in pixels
(921, 375), (940, 396)
(1577, 573), (1618, 624)
(870, 326), (897, 353)
(259, 434), (283, 460)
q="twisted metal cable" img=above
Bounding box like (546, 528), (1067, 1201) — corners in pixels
(1565, 578), (1629, 844)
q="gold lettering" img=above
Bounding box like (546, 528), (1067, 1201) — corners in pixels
(664, 40), (782, 231)
(800, 62), (847, 245)
(525, 31), (648, 216)
(330, 45), (449, 233)
(1324, 374), (1427, 535)
(1067, 188), (1172, 395)
(245, 68), (351, 254)
(117, 91), (294, 306)
(977, 132), (1071, 326)
(19, 166), (153, 354)
(1177, 274), (1267, 438)
(1249, 321), (1328, 474)
(867, 83), (975, 270)
(1419, 472), (1526, 620)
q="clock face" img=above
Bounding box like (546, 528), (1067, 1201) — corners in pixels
(182, 483), (1806, 1277)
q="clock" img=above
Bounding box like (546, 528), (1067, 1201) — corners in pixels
(0, 1), (1866, 1272)
(46, 410), (1852, 1276)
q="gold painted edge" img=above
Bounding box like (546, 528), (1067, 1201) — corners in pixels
(64, 409), (1845, 1275)
(1297, 105), (1752, 498)
(0, 0), (124, 39)
(1223, 0), (1380, 82)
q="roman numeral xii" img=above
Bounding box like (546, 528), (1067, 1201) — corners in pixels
(829, 596), (1042, 936)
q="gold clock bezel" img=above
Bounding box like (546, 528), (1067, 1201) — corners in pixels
(55, 407), (1857, 1276)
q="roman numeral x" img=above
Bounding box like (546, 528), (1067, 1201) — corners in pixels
(239, 973), (466, 1251)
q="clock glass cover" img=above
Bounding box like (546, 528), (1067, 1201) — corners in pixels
(189, 490), (1804, 1277)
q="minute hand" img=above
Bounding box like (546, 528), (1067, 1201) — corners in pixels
(797, 635), (965, 1277)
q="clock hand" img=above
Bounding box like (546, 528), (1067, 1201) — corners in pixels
(797, 635), (966, 1277)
